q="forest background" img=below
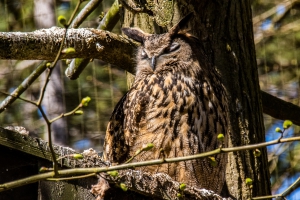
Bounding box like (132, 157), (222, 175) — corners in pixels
(0, 0), (299, 198)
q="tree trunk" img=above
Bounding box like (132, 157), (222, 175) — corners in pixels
(120, 0), (270, 199)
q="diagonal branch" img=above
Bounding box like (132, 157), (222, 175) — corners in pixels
(0, 28), (136, 72)
(261, 91), (300, 126)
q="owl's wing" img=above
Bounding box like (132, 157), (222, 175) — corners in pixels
(103, 92), (128, 163)
(103, 88), (149, 164)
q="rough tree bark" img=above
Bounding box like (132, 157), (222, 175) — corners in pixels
(0, 0), (275, 199)
(120, 0), (270, 199)
(0, 29), (300, 127)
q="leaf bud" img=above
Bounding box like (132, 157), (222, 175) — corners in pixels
(74, 110), (83, 115)
(275, 127), (282, 133)
(179, 183), (186, 191)
(73, 154), (83, 159)
(81, 96), (91, 107)
(120, 183), (128, 191)
(217, 133), (225, 142)
(62, 47), (76, 54)
(283, 120), (293, 129)
(209, 156), (217, 167)
(142, 143), (154, 151)
(58, 15), (67, 26)
(107, 170), (119, 178)
(245, 178), (253, 186)
(253, 149), (261, 157)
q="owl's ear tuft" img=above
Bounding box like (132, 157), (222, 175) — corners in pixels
(122, 28), (147, 43)
(169, 12), (194, 36)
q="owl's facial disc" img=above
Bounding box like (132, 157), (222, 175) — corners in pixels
(141, 41), (181, 70)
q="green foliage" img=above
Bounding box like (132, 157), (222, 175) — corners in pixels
(107, 170), (119, 178)
(208, 156), (217, 167)
(81, 96), (91, 107)
(217, 133), (225, 142)
(119, 183), (128, 192)
(245, 178), (253, 186)
(275, 127), (283, 133)
(74, 110), (83, 115)
(58, 15), (67, 26)
(62, 47), (76, 54)
(141, 143), (154, 151)
(179, 183), (186, 191)
(253, 149), (261, 157)
(73, 154), (83, 159)
(283, 120), (293, 129)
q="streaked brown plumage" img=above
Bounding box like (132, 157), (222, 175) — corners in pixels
(103, 14), (228, 194)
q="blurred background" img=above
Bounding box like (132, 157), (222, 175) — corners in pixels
(0, 0), (299, 198)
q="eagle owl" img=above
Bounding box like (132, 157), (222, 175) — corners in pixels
(103, 14), (228, 194)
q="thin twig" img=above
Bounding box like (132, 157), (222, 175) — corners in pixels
(35, 0), (84, 176)
(1, 135), (300, 192)
(47, 173), (97, 181)
(66, 0), (121, 80)
(253, 175), (300, 199)
(0, 61), (48, 113)
(0, 0), (102, 112)
(69, 0), (103, 28)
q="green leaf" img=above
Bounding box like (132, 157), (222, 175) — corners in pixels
(209, 157), (217, 167)
(217, 133), (225, 141)
(179, 183), (186, 191)
(62, 47), (76, 54)
(120, 183), (128, 191)
(142, 143), (154, 151)
(81, 96), (91, 107)
(107, 170), (119, 178)
(73, 154), (83, 159)
(275, 127), (282, 133)
(39, 167), (48, 172)
(58, 15), (67, 26)
(283, 120), (293, 129)
(74, 110), (83, 115)
(253, 149), (261, 157)
(245, 178), (253, 186)
(177, 193), (182, 197)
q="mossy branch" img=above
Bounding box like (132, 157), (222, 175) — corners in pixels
(0, 28), (135, 71)
(1, 134), (300, 195)
(0, 29), (299, 126)
(0, 0), (111, 114)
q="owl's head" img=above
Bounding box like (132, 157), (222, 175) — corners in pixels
(122, 13), (197, 76)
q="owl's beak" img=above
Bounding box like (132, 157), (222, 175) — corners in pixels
(151, 56), (156, 70)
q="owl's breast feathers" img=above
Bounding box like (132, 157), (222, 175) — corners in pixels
(104, 71), (227, 192)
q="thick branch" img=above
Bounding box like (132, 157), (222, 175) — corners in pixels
(0, 27), (135, 72)
(261, 91), (300, 126)
(0, 28), (300, 125)
(0, 128), (227, 199)
(97, 170), (227, 200)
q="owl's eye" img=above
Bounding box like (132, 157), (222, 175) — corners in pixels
(166, 42), (180, 53)
(141, 50), (147, 59)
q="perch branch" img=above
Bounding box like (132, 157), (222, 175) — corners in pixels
(0, 28), (135, 71)
(1, 131), (300, 195)
(0, 28), (300, 125)
(261, 91), (300, 126)
(0, 0), (104, 113)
